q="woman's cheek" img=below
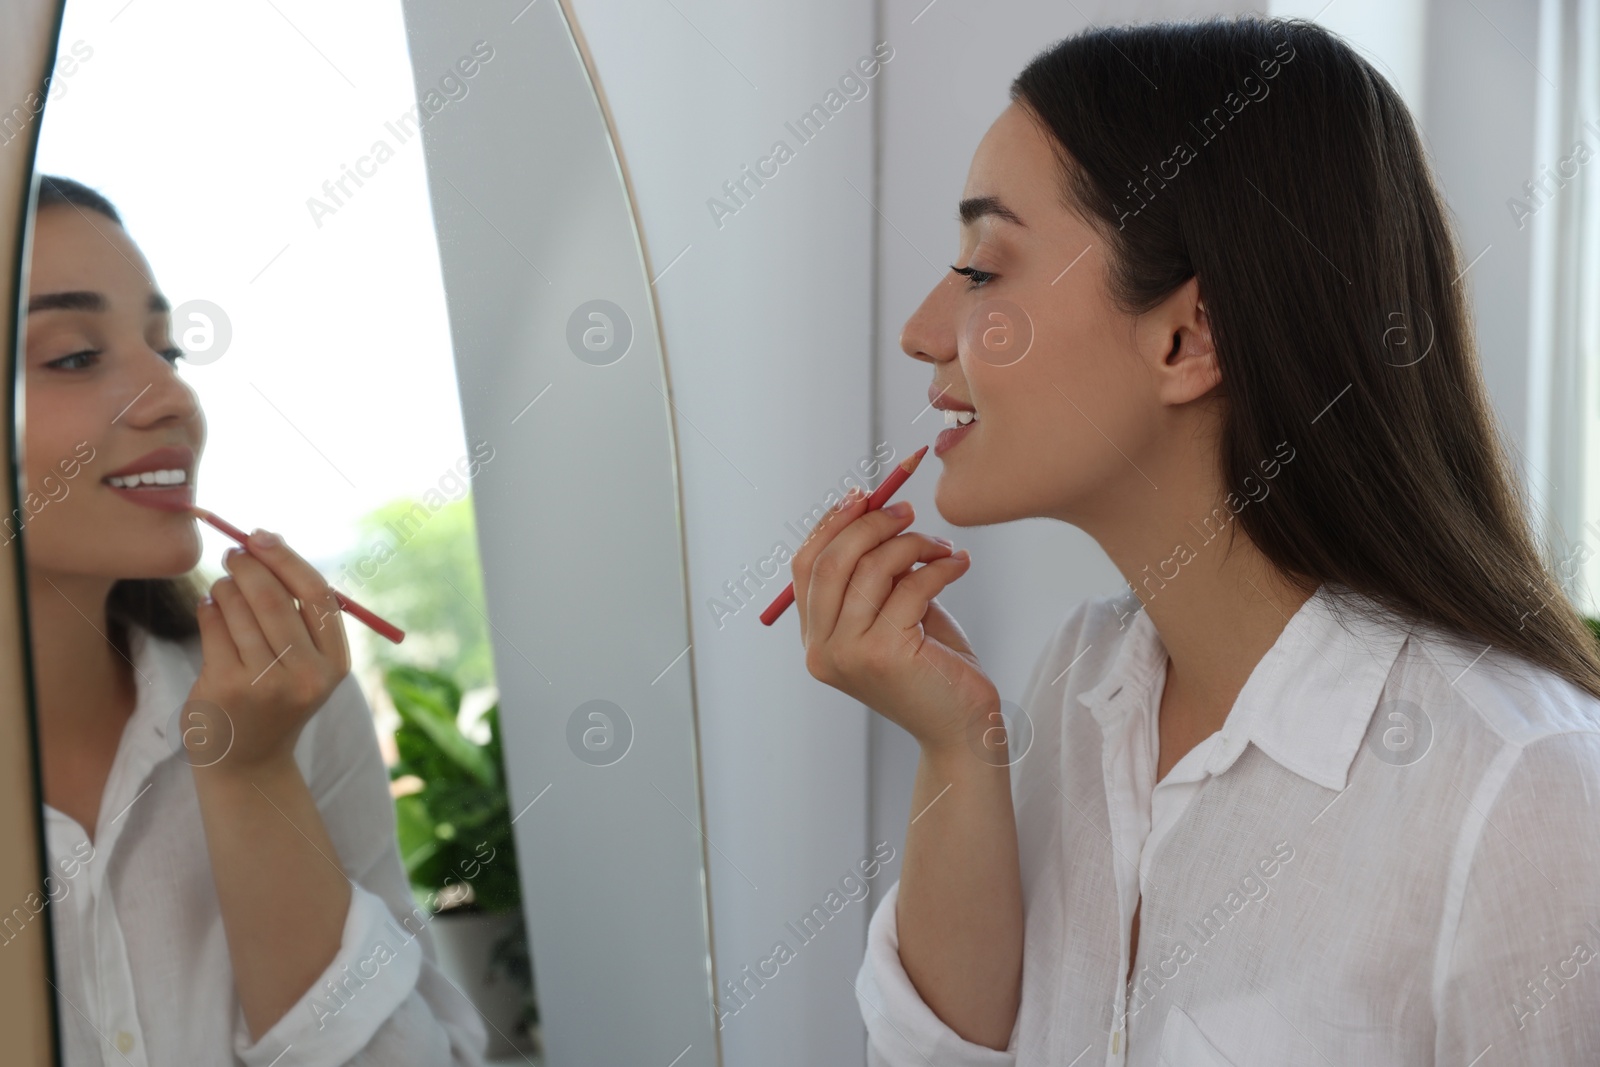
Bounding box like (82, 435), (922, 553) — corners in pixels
(963, 296), (1036, 370)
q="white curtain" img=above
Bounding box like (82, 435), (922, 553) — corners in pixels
(1525, 0), (1600, 612)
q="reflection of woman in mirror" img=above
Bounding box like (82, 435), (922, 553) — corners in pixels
(790, 17), (1600, 1065)
(22, 176), (487, 1065)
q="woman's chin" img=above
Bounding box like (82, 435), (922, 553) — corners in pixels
(933, 481), (991, 528)
(934, 472), (1046, 528)
(113, 545), (205, 580)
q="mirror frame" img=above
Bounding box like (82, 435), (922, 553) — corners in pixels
(1, 1), (67, 1063)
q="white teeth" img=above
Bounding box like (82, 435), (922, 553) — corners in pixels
(108, 469), (187, 489)
(943, 409), (978, 426)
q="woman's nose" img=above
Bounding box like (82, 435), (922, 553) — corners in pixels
(118, 349), (200, 427)
(900, 272), (959, 366)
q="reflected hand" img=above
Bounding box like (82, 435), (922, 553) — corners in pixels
(185, 530), (351, 774)
(792, 488), (999, 753)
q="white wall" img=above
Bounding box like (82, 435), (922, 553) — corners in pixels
(1416, 0), (1543, 479)
(566, 3), (879, 1064)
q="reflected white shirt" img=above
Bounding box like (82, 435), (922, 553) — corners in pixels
(40, 626), (489, 1066)
(856, 581), (1600, 1066)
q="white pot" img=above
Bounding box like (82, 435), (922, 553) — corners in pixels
(429, 908), (536, 1061)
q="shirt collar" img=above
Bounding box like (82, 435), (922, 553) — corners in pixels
(1077, 581), (1412, 792)
(1076, 589), (1166, 717)
(128, 625), (204, 744)
(42, 627), (203, 853)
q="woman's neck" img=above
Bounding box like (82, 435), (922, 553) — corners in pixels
(26, 569), (136, 761)
(1095, 498), (1316, 741)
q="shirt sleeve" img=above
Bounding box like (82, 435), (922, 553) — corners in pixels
(854, 600), (1099, 1066)
(1434, 729), (1600, 1065)
(233, 673), (490, 1066)
(856, 879), (1018, 1067)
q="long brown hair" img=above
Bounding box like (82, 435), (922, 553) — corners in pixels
(1011, 16), (1600, 700)
(34, 175), (201, 651)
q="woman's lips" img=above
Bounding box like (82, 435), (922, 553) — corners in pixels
(104, 482), (195, 513)
(934, 418), (978, 457)
(103, 444), (195, 480)
(102, 444), (197, 512)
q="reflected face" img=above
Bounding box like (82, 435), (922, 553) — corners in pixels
(20, 204), (204, 580)
(901, 101), (1164, 528)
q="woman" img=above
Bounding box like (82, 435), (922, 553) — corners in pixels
(22, 175), (488, 1065)
(793, 16), (1600, 1066)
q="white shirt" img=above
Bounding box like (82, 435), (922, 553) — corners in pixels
(40, 626), (489, 1066)
(856, 581), (1600, 1066)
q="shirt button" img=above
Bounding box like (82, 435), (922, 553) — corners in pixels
(115, 1031), (135, 1054)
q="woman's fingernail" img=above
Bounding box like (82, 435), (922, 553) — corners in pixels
(251, 528), (282, 548)
(933, 536), (954, 548)
(885, 500), (911, 518)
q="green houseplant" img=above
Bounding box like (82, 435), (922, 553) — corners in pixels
(384, 664), (537, 1048)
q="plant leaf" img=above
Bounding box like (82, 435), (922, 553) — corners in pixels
(384, 666), (497, 787)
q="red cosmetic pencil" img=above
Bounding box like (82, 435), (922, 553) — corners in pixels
(760, 444), (930, 627)
(192, 507), (407, 645)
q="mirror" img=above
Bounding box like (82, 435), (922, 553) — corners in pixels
(0, 1), (69, 1062)
(400, 0), (721, 1063)
(13, 0), (718, 1063)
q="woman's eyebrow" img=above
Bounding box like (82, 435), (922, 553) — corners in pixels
(28, 290), (104, 313)
(957, 195), (1027, 228)
(26, 291), (169, 314)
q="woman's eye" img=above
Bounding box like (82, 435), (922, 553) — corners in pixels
(950, 264), (995, 290)
(45, 349), (99, 370)
(160, 346), (184, 364)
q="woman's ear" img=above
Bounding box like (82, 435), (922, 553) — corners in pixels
(1151, 287), (1221, 405)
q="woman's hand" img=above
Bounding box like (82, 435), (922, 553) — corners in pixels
(792, 486), (999, 753)
(796, 488), (1023, 1048)
(184, 529), (351, 775)
(180, 529), (358, 1038)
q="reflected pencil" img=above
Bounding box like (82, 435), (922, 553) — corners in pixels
(759, 444), (931, 627)
(191, 506), (407, 645)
